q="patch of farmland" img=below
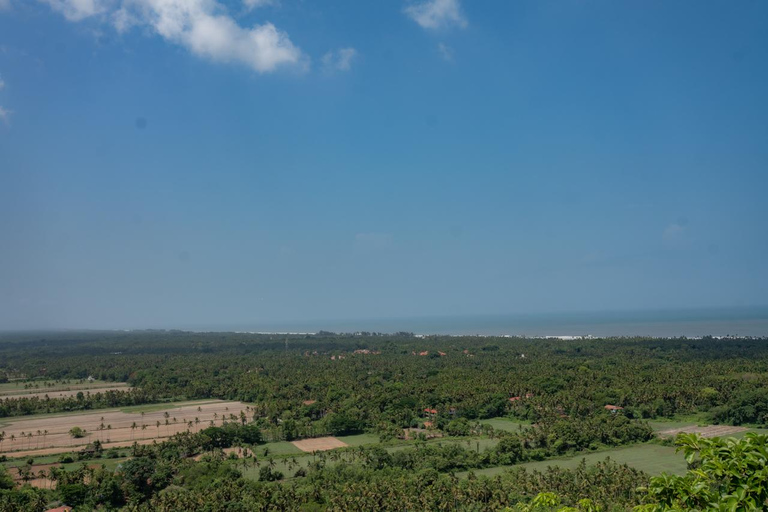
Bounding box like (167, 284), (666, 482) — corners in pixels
(257, 441), (305, 456)
(292, 436), (348, 452)
(480, 418), (530, 432)
(456, 443), (688, 479)
(335, 433), (380, 446)
(0, 400), (251, 458)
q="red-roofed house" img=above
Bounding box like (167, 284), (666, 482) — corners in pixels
(604, 405), (624, 412)
(509, 396), (521, 402)
(46, 507), (73, 512)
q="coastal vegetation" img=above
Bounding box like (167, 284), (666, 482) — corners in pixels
(0, 331), (767, 510)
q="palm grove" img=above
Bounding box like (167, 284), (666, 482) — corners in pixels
(1, 331), (767, 510)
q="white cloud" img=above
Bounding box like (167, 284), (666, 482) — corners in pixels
(39, 0), (110, 21)
(404, 0), (467, 30)
(0, 106), (11, 124)
(437, 42), (452, 61)
(119, 0), (305, 73)
(112, 6), (138, 32)
(321, 47), (357, 73)
(0, 0), (12, 11)
(39, 0), (305, 73)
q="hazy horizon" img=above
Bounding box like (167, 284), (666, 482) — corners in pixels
(4, 306), (768, 338)
(2, 1), (767, 331)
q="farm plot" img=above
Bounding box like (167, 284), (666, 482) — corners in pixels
(457, 443), (688, 479)
(0, 400), (251, 458)
(657, 425), (748, 438)
(480, 418), (530, 432)
(291, 436), (348, 452)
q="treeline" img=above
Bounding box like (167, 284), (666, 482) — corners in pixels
(0, 389), (157, 417)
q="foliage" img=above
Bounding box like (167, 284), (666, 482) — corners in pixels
(1, 332), (768, 510)
(637, 433), (768, 511)
(68, 426), (86, 438)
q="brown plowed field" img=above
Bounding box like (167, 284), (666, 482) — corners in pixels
(291, 436), (348, 452)
(0, 400), (250, 458)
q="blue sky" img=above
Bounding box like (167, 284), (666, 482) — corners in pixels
(0, 0), (767, 330)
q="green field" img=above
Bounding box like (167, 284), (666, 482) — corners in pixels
(119, 403), (184, 414)
(457, 443), (688, 479)
(337, 433), (380, 446)
(480, 417), (530, 432)
(258, 441), (305, 456)
(647, 414), (709, 432)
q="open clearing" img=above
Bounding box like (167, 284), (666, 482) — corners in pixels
(480, 418), (529, 432)
(336, 433), (379, 446)
(457, 443), (688, 479)
(291, 437), (348, 452)
(0, 400), (250, 458)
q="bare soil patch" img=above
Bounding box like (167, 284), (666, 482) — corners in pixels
(658, 424), (748, 438)
(0, 400), (250, 458)
(291, 436), (348, 452)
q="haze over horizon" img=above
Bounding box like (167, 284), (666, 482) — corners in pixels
(1, 0), (767, 330)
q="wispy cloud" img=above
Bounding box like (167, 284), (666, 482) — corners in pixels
(0, 106), (11, 125)
(242, 0), (276, 11)
(39, 0), (110, 21)
(322, 47), (357, 73)
(404, 0), (467, 30)
(0, 73), (8, 125)
(39, 0), (306, 74)
(0, 0), (12, 11)
(437, 42), (452, 61)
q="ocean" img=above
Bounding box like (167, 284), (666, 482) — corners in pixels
(197, 307), (768, 338)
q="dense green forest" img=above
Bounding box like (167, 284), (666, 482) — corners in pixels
(1, 331), (767, 510)
(2, 331), (767, 426)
